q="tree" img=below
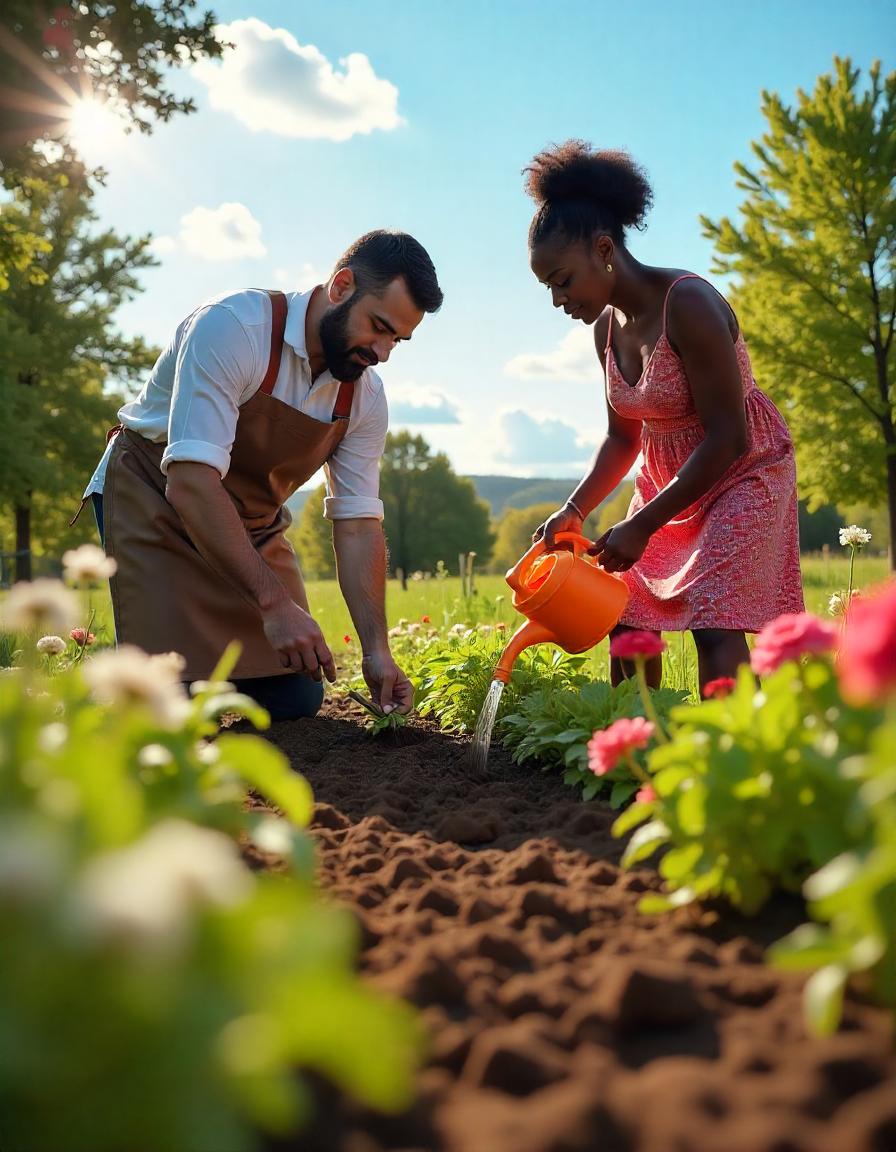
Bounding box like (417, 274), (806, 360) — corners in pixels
(0, 1), (224, 162)
(490, 503), (558, 573)
(379, 431), (494, 588)
(288, 485), (336, 580)
(0, 2), (224, 289)
(0, 162), (155, 579)
(702, 58), (895, 566)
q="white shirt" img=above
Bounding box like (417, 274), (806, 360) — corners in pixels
(85, 288), (388, 520)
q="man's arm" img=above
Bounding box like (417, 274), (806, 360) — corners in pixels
(332, 517), (412, 713)
(166, 461), (335, 680)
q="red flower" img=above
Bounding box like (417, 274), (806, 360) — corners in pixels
(70, 627), (95, 647)
(610, 630), (667, 660)
(343, 634), (352, 644)
(421, 615), (431, 624)
(750, 612), (838, 676)
(838, 582), (896, 705)
(635, 784), (657, 804)
(702, 676), (736, 699)
(587, 717), (655, 776)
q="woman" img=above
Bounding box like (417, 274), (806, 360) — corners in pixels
(526, 140), (804, 692)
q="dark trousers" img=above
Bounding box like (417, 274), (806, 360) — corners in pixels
(92, 493), (324, 721)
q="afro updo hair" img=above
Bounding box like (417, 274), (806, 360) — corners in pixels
(524, 140), (654, 247)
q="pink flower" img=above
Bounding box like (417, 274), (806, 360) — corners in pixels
(750, 612), (838, 676)
(610, 630), (667, 660)
(838, 582), (896, 705)
(635, 784), (657, 804)
(587, 717), (655, 777)
(421, 615), (431, 624)
(702, 677), (735, 699)
(70, 628), (95, 647)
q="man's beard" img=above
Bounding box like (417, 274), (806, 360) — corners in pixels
(319, 296), (376, 382)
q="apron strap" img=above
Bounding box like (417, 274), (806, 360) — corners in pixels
(260, 290), (288, 395)
(332, 379), (355, 421)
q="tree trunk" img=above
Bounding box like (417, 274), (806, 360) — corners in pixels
(15, 500), (31, 582)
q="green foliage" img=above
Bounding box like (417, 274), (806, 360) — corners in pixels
(0, 160), (156, 568)
(501, 678), (686, 803)
(380, 431), (494, 577)
(289, 484), (336, 579)
(702, 58), (896, 548)
(615, 661), (879, 915)
(0, 2), (225, 162)
(490, 502), (558, 573)
(0, 637), (422, 1150)
(769, 717), (896, 1033)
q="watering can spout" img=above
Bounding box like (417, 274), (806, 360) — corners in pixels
(493, 620), (555, 684)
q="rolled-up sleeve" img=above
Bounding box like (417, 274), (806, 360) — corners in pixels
(323, 380), (388, 520)
(160, 305), (258, 477)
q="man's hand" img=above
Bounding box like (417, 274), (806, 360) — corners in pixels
(261, 598), (336, 682)
(361, 650), (414, 714)
(589, 517), (652, 573)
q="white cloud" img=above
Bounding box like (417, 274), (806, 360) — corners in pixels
(150, 235), (177, 254)
(496, 410), (592, 468)
(178, 203), (267, 262)
(504, 326), (600, 382)
(273, 263), (320, 290)
(387, 387), (460, 425)
(193, 18), (403, 141)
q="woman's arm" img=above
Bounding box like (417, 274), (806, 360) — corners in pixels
(539, 313), (643, 548)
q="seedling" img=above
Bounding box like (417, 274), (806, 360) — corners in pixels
(347, 689), (408, 735)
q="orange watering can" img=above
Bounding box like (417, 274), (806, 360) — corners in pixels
(493, 532), (629, 684)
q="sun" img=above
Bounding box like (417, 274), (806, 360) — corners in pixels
(64, 97), (128, 162)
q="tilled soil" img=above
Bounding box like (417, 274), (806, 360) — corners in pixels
(255, 697), (896, 1152)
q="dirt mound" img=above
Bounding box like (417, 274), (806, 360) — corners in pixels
(256, 697), (896, 1152)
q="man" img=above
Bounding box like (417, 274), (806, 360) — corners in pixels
(84, 230), (443, 721)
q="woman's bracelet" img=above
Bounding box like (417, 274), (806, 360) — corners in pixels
(564, 498), (586, 519)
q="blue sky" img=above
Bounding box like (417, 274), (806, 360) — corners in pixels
(84, 0), (893, 481)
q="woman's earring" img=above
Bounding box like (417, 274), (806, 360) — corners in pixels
(606, 263), (613, 273)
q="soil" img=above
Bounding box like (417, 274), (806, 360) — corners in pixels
(251, 696), (896, 1152)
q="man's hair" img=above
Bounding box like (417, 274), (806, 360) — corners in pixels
(332, 230), (443, 313)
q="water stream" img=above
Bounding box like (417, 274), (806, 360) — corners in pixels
(470, 678), (506, 774)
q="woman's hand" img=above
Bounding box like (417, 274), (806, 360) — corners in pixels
(589, 517), (652, 573)
(533, 503), (585, 549)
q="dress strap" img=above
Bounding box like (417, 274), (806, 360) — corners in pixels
(661, 274), (705, 335)
(260, 290), (288, 395)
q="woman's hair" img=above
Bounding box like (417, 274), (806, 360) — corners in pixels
(524, 140), (654, 248)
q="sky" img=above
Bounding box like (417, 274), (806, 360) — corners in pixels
(80, 0), (893, 483)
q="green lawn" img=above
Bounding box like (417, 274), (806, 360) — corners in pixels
(3, 554), (890, 689)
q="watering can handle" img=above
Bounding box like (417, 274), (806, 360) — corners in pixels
(510, 531), (598, 583)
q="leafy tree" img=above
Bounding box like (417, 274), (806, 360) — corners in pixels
(490, 503), (558, 573)
(380, 431), (494, 588)
(702, 58), (895, 566)
(0, 1), (224, 161)
(288, 485), (336, 580)
(0, 162), (155, 579)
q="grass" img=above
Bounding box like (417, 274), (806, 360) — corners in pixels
(2, 554), (890, 686)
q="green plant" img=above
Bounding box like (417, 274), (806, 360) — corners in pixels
(613, 660), (879, 915)
(0, 635), (423, 1150)
(769, 717), (896, 1034)
(501, 678), (687, 804)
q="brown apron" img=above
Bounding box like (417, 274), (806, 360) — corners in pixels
(102, 290), (355, 680)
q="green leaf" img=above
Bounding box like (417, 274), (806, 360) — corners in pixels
(612, 800), (654, 837)
(804, 965), (847, 1037)
(621, 819), (669, 867)
(214, 735), (313, 826)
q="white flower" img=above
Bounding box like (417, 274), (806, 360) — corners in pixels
(1, 579), (79, 636)
(839, 525), (871, 549)
(828, 592), (848, 618)
(448, 623), (467, 635)
(251, 816), (293, 857)
(75, 819), (254, 951)
(83, 644), (190, 728)
(150, 651), (187, 678)
(36, 634), (66, 656)
(62, 543), (117, 585)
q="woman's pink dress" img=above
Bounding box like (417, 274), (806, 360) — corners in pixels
(606, 274), (804, 633)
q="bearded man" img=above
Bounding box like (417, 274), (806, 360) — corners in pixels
(83, 230), (443, 720)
